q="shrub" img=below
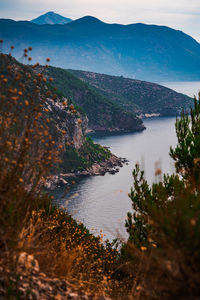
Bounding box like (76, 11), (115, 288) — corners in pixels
(0, 51), (63, 248)
(124, 95), (200, 299)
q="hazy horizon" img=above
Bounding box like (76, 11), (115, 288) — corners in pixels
(0, 0), (200, 42)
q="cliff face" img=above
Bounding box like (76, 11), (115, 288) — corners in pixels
(46, 98), (88, 150)
(0, 54), (121, 178)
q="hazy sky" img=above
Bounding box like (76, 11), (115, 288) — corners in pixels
(0, 0), (199, 41)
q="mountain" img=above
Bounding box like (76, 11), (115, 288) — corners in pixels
(1, 16), (200, 81)
(42, 65), (144, 132)
(68, 70), (193, 117)
(31, 11), (72, 25)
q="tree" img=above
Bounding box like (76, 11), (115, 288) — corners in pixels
(124, 95), (200, 299)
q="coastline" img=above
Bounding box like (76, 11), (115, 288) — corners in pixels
(44, 154), (128, 190)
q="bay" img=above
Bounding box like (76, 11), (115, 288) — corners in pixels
(55, 81), (200, 241)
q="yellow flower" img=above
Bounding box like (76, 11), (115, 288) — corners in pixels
(140, 246), (147, 252)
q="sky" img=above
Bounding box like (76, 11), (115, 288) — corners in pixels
(0, 0), (199, 41)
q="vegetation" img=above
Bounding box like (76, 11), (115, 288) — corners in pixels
(0, 50), (119, 298)
(1, 46), (200, 299)
(124, 95), (200, 299)
(43, 65), (144, 132)
(60, 137), (111, 172)
(69, 69), (192, 117)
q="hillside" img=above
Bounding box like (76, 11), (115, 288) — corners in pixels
(69, 70), (193, 117)
(31, 11), (72, 25)
(43, 65), (144, 132)
(0, 54), (123, 176)
(1, 17), (200, 81)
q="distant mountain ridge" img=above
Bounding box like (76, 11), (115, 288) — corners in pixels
(31, 11), (72, 25)
(0, 16), (200, 81)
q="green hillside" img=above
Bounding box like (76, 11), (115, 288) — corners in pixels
(68, 70), (193, 117)
(44, 65), (144, 132)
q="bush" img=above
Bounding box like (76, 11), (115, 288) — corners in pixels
(124, 95), (200, 299)
(0, 52), (63, 248)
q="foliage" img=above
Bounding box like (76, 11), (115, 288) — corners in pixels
(19, 207), (120, 293)
(60, 137), (111, 173)
(69, 69), (192, 116)
(0, 52), (65, 246)
(124, 95), (200, 299)
(0, 50), (119, 297)
(170, 95), (200, 183)
(45, 66), (143, 132)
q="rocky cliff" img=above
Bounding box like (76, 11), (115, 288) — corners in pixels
(0, 54), (124, 188)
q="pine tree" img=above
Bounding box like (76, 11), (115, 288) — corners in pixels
(124, 95), (200, 298)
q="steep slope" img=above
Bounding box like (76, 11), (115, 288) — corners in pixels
(43, 65), (144, 132)
(31, 11), (72, 25)
(69, 70), (193, 116)
(0, 54), (121, 175)
(0, 17), (200, 80)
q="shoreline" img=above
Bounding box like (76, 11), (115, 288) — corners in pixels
(44, 154), (128, 190)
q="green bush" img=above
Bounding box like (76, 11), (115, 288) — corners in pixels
(124, 95), (200, 299)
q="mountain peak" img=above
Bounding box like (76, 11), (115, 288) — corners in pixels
(31, 11), (72, 25)
(72, 16), (104, 25)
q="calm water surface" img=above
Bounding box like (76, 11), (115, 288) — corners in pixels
(55, 82), (200, 240)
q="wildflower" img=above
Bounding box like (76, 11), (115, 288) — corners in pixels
(77, 119), (82, 124)
(19, 178), (24, 183)
(140, 246), (147, 252)
(49, 77), (53, 82)
(28, 47), (32, 51)
(190, 219), (196, 226)
(3, 78), (8, 83)
(25, 100), (29, 106)
(43, 130), (48, 136)
(28, 57), (32, 61)
(72, 181), (76, 185)
(46, 58), (50, 62)
(10, 45), (14, 50)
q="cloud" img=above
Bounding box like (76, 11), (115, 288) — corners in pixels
(0, 0), (199, 40)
